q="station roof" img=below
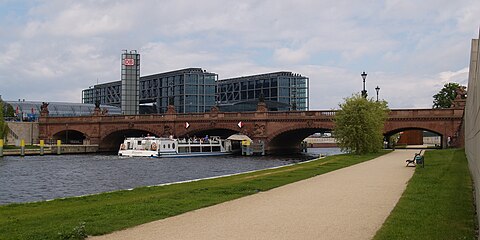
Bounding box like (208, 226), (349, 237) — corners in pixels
(5, 100), (121, 117)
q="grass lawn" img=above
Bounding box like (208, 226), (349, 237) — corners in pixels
(0, 151), (387, 239)
(374, 148), (477, 240)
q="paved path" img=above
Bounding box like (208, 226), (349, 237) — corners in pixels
(90, 150), (417, 240)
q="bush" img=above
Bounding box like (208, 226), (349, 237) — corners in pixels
(334, 94), (389, 154)
(58, 222), (87, 240)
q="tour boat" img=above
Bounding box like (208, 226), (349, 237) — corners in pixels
(118, 136), (160, 157)
(118, 136), (232, 158)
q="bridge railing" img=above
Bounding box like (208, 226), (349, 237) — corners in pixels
(266, 111), (336, 117)
(38, 108), (462, 123)
(38, 110), (339, 123)
(172, 111), (337, 119)
(389, 108), (464, 118)
(176, 113), (205, 118)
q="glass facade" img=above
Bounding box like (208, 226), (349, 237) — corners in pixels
(6, 101), (121, 121)
(82, 70), (309, 113)
(82, 81), (121, 106)
(83, 68), (217, 114)
(216, 72), (309, 111)
(121, 51), (140, 115)
(141, 68), (217, 114)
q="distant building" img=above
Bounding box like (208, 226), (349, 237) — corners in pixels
(216, 72), (309, 111)
(5, 101), (121, 121)
(82, 68), (217, 114)
(121, 50), (140, 115)
(82, 69), (309, 114)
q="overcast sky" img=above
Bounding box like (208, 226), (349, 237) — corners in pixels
(0, 0), (478, 109)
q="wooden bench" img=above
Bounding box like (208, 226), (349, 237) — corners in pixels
(406, 150), (425, 167)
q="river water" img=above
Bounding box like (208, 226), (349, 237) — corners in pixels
(0, 148), (342, 205)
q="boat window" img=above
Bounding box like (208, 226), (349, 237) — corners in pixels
(168, 144), (171, 148)
(163, 144), (166, 149)
(138, 141), (142, 145)
(172, 143), (175, 148)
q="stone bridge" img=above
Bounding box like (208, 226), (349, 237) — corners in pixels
(38, 106), (464, 153)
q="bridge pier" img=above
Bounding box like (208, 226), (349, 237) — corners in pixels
(38, 108), (464, 154)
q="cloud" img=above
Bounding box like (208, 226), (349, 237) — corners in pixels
(0, 42), (21, 65)
(273, 48), (309, 64)
(22, 1), (139, 38)
(438, 68), (469, 86)
(0, 0), (478, 110)
(140, 41), (220, 75)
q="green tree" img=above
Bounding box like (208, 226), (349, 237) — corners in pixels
(4, 103), (14, 118)
(433, 82), (464, 108)
(0, 100), (6, 140)
(334, 94), (389, 154)
(0, 99), (14, 118)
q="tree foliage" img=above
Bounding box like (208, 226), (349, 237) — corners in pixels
(0, 100), (6, 140)
(334, 94), (389, 154)
(0, 98), (13, 140)
(432, 82), (464, 109)
(4, 103), (14, 118)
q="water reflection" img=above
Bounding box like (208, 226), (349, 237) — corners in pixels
(0, 148), (342, 205)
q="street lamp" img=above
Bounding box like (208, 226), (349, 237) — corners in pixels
(361, 71), (368, 98)
(375, 86), (380, 102)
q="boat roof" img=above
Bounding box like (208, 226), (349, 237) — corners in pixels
(125, 137), (173, 140)
(227, 134), (252, 141)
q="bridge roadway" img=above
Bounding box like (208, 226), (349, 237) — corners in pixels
(39, 106), (464, 153)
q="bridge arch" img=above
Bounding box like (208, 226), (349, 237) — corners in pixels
(384, 127), (442, 138)
(384, 127), (443, 148)
(52, 129), (88, 145)
(99, 127), (162, 152)
(182, 128), (242, 139)
(267, 124), (334, 153)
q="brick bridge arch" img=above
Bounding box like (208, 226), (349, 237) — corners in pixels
(384, 109), (464, 147)
(266, 122), (334, 152)
(384, 126), (443, 137)
(51, 128), (89, 145)
(99, 126), (163, 151)
(39, 108), (464, 153)
(176, 122), (245, 139)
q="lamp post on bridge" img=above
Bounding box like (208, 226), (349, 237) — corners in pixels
(361, 71), (368, 98)
(375, 85), (380, 102)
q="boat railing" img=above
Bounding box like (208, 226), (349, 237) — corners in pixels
(178, 138), (221, 145)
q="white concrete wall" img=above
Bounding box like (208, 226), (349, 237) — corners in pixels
(423, 136), (441, 145)
(465, 37), (480, 239)
(6, 122), (39, 145)
(304, 137), (336, 144)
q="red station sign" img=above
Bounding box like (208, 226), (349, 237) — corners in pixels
(123, 58), (135, 66)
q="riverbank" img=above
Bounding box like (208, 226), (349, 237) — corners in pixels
(374, 148), (476, 239)
(0, 151), (387, 239)
(0, 145), (99, 156)
(92, 150), (415, 240)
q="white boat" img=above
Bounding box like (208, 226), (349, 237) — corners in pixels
(118, 136), (232, 158)
(118, 136), (161, 157)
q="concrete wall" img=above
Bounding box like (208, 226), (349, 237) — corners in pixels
(304, 137), (336, 144)
(304, 137), (338, 148)
(6, 122), (39, 146)
(423, 136), (441, 145)
(1, 145), (99, 155)
(465, 36), (480, 239)
(53, 145), (99, 154)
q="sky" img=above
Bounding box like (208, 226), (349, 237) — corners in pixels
(0, 0), (479, 110)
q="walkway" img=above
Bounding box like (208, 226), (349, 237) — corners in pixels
(90, 150), (417, 240)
